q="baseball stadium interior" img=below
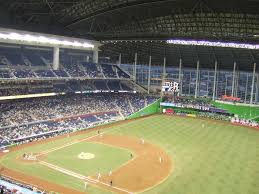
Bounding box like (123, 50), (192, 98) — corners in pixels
(0, 0), (259, 194)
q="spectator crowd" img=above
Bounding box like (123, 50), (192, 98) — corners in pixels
(164, 96), (259, 127)
(0, 176), (46, 194)
(231, 117), (259, 127)
(164, 96), (229, 114)
(0, 93), (158, 148)
(164, 96), (213, 110)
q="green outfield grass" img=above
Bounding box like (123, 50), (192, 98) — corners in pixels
(1, 115), (259, 194)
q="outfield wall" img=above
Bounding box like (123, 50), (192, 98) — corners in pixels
(212, 101), (259, 120)
(127, 98), (161, 119)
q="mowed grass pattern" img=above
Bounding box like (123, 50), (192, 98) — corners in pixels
(109, 115), (259, 194)
(1, 115), (259, 194)
(45, 142), (132, 176)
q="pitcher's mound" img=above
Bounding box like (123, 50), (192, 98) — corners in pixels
(78, 152), (95, 160)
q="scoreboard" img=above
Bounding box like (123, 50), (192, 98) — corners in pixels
(162, 81), (179, 93)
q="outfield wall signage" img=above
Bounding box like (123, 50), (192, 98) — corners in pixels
(160, 102), (228, 114)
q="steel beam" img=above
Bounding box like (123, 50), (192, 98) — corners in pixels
(195, 60), (200, 98)
(148, 55), (152, 94)
(212, 61), (218, 100)
(250, 63), (256, 104)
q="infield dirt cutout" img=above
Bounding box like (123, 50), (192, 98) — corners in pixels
(86, 134), (173, 193)
(0, 131), (173, 194)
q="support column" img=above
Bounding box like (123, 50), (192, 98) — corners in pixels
(250, 63), (256, 104)
(148, 55), (152, 94)
(212, 61), (218, 101)
(133, 53), (137, 81)
(235, 71), (239, 98)
(161, 56), (166, 97)
(93, 49), (99, 64)
(178, 58), (182, 96)
(215, 71), (218, 98)
(86, 56), (90, 62)
(225, 76), (228, 95)
(118, 53), (121, 67)
(53, 47), (60, 70)
(231, 62), (236, 97)
(189, 73), (191, 95)
(244, 73), (249, 103)
(256, 73), (259, 103)
(206, 70), (210, 96)
(195, 60), (200, 98)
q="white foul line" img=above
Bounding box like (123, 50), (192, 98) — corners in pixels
(39, 160), (132, 194)
(36, 115), (155, 157)
(34, 116), (156, 193)
(36, 133), (104, 157)
(35, 129), (133, 193)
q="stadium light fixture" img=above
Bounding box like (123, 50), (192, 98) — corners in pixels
(166, 39), (259, 50)
(0, 31), (94, 49)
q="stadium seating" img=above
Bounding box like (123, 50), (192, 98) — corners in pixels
(35, 70), (56, 77)
(120, 82), (132, 91)
(13, 70), (35, 78)
(82, 115), (100, 123)
(0, 62), (7, 66)
(146, 95), (157, 104)
(0, 56), (9, 66)
(101, 64), (117, 78)
(0, 81), (134, 97)
(94, 80), (109, 90)
(4, 52), (26, 66)
(52, 83), (67, 93)
(117, 66), (130, 78)
(53, 70), (69, 77)
(0, 48), (131, 80)
(81, 81), (96, 91)
(0, 56), (130, 80)
(81, 62), (101, 78)
(107, 80), (121, 91)
(0, 93), (158, 147)
(128, 94), (146, 112)
(0, 176), (46, 194)
(67, 81), (81, 92)
(24, 53), (46, 66)
(63, 63), (87, 77)
(0, 70), (12, 78)
(0, 93), (157, 127)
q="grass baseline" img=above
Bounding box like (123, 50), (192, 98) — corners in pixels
(38, 160), (132, 194)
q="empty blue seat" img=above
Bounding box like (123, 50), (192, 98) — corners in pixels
(53, 70), (69, 77)
(107, 81), (121, 91)
(0, 70), (12, 78)
(117, 66), (130, 78)
(101, 64), (117, 78)
(64, 64), (86, 77)
(94, 81), (108, 90)
(5, 53), (26, 66)
(35, 70), (56, 77)
(25, 53), (46, 66)
(13, 70), (35, 78)
(82, 62), (100, 78)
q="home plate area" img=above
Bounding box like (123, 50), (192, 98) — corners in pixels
(37, 134), (172, 194)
